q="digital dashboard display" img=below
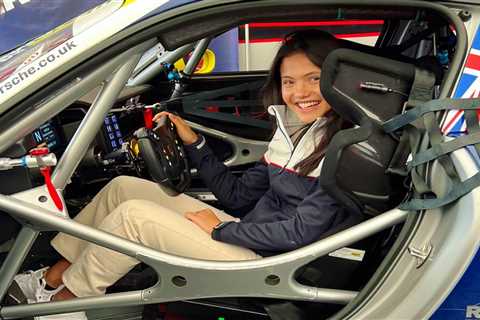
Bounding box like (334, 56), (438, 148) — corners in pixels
(104, 114), (123, 151)
(32, 121), (60, 150)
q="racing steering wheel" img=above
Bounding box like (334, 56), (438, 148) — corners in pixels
(134, 116), (191, 196)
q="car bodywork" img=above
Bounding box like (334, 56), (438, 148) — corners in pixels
(0, 1), (479, 319)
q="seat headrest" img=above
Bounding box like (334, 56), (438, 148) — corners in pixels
(321, 48), (416, 126)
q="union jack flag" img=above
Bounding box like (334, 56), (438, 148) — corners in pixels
(441, 27), (480, 137)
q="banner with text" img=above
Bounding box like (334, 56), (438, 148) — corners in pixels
(0, 0), (105, 53)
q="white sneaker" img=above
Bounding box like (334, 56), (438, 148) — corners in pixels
(14, 267), (88, 320)
(14, 267), (52, 303)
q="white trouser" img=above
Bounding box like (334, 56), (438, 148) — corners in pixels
(51, 176), (260, 297)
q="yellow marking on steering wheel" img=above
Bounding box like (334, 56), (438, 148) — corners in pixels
(130, 139), (140, 157)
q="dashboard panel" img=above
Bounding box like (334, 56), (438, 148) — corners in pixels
(103, 114), (124, 152)
(31, 120), (63, 151)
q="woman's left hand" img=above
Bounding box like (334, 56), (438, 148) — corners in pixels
(185, 209), (221, 235)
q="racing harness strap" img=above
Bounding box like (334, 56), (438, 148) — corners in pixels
(383, 69), (480, 210)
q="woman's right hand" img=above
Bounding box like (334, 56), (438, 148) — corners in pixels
(152, 111), (199, 145)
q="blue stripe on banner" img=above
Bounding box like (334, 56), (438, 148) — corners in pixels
(0, 0), (105, 54)
(454, 73), (477, 98)
(444, 26), (480, 136)
(448, 114), (465, 137)
(472, 25), (480, 50)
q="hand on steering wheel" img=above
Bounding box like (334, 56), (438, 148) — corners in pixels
(153, 111), (198, 145)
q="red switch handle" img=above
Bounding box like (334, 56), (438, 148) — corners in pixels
(144, 108), (153, 129)
(30, 147), (49, 156)
(40, 166), (63, 211)
(29, 147), (63, 211)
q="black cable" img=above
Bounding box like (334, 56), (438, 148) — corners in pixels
(360, 81), (408, 98)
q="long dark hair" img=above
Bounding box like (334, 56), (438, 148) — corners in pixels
(262, 30), (349, 176)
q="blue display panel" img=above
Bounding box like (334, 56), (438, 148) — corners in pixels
(103, 114), (123, 151)
(32, 121), (60, 150)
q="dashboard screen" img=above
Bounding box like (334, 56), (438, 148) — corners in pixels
(103, 114), (123, 151)
(32, 121), (60, 150)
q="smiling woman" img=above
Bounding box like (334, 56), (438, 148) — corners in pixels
(263, 30), (349, 176)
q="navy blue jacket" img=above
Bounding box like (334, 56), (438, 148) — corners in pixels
(184, 105), (356, 256)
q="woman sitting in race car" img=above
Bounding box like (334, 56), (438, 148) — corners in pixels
(14, 30), (360, 320)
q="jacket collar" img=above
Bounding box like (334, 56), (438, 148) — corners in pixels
(267, 105), (328, 133)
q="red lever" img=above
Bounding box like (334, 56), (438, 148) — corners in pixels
(30, 147), (49, 156)
(30, 147), (63, 211)
(39, 167), (63, 211)
(144, 108), (153, 129)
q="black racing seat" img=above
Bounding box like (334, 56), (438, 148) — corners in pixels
(319, 47), (423, 218)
